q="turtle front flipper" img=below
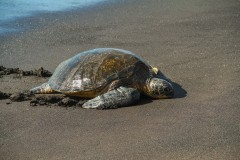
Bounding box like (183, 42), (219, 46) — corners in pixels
(30, 83), (55, 94)
(82, 87), (140, 109)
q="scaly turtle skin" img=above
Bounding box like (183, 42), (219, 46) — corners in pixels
(30, 48), (174, 109)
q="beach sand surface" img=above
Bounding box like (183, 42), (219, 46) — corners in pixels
(0, 0), (240, 159)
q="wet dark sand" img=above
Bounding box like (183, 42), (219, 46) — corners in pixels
(0, 0), (240, 159)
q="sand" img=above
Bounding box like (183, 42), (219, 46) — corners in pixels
(0, 0), (240, 159)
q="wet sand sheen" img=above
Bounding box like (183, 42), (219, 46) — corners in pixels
(0, 0), (110, 34)
(0, 0), (240, 159)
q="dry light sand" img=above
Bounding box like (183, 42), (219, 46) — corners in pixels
(0, 0), (240, 159)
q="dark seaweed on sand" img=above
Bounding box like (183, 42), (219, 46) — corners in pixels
(0, 90), (87, 107)
(30, 95), (87, 107)
(0, 66), (52, 77)
(0, 91), (12, 100)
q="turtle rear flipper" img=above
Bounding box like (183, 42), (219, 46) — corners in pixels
(82, 87), (140, 109)
(30, 83), (55, 94)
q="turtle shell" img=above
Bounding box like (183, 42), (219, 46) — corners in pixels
(48, 48), (152, 94)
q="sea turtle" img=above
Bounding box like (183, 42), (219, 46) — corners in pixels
(30, 48), (174, 109)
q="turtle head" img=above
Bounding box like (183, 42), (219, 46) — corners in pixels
(145, 78), (174, 99)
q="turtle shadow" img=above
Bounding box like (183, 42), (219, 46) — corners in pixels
(171, 82), (187, 99)
(134, 81), (187, 107)
(136, 96), (153, 106)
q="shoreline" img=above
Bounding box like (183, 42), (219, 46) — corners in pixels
(0, 0), (240, 159)
(0, 0), (118, 37)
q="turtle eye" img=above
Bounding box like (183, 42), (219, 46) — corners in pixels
(162, 83), (174, 98)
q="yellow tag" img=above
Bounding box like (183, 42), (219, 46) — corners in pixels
(151, 67), (159, 75)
